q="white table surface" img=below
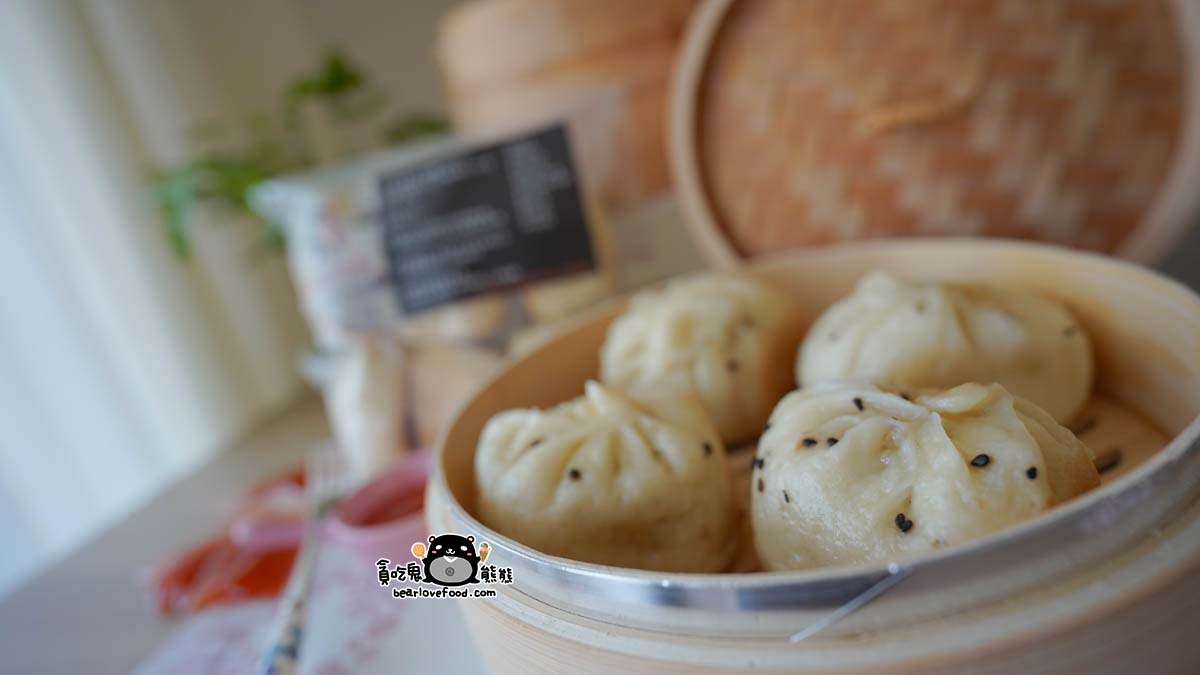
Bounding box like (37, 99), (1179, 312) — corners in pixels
(0, 393), (482, 674)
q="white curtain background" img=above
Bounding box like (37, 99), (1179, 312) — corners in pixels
(0, 0), (455, 595)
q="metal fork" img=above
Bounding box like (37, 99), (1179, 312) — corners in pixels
(257, 444), (349, 675)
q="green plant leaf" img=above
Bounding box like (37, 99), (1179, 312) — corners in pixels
(247, 219), (288, 262)
(286, 50), (367, 111)
(151, 47), (440, 263)
(152, 167), (200, 258)
(383, 112), (450, 144)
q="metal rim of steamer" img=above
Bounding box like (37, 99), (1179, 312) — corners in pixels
(431, 237), (1200, 639)
(435, 410), (1200, 640)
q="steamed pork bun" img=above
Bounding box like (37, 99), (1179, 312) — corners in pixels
(797, 272), (1093, 423)
(600, 274), (801, 445)
(752, 382), (1099, 570)
(475, 381), (735, 572)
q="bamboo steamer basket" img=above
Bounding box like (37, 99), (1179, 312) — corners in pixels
(437, 0), (697, 210)
(428, 239), (1200, 673)
(670, 0), (1200, 268)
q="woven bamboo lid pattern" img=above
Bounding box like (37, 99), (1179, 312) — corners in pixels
(671, 0), (1200, 266)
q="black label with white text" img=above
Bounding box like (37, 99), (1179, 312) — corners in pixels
(379, 124), (594, 314)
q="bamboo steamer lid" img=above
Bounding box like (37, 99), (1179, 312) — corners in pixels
(438, 0), (697, 210)
(671, 0), (1200, 267)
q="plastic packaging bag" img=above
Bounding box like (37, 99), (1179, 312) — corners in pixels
(253, 124), (614, 480)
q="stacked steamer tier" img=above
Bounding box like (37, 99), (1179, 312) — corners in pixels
(436, 0), (698, 326)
